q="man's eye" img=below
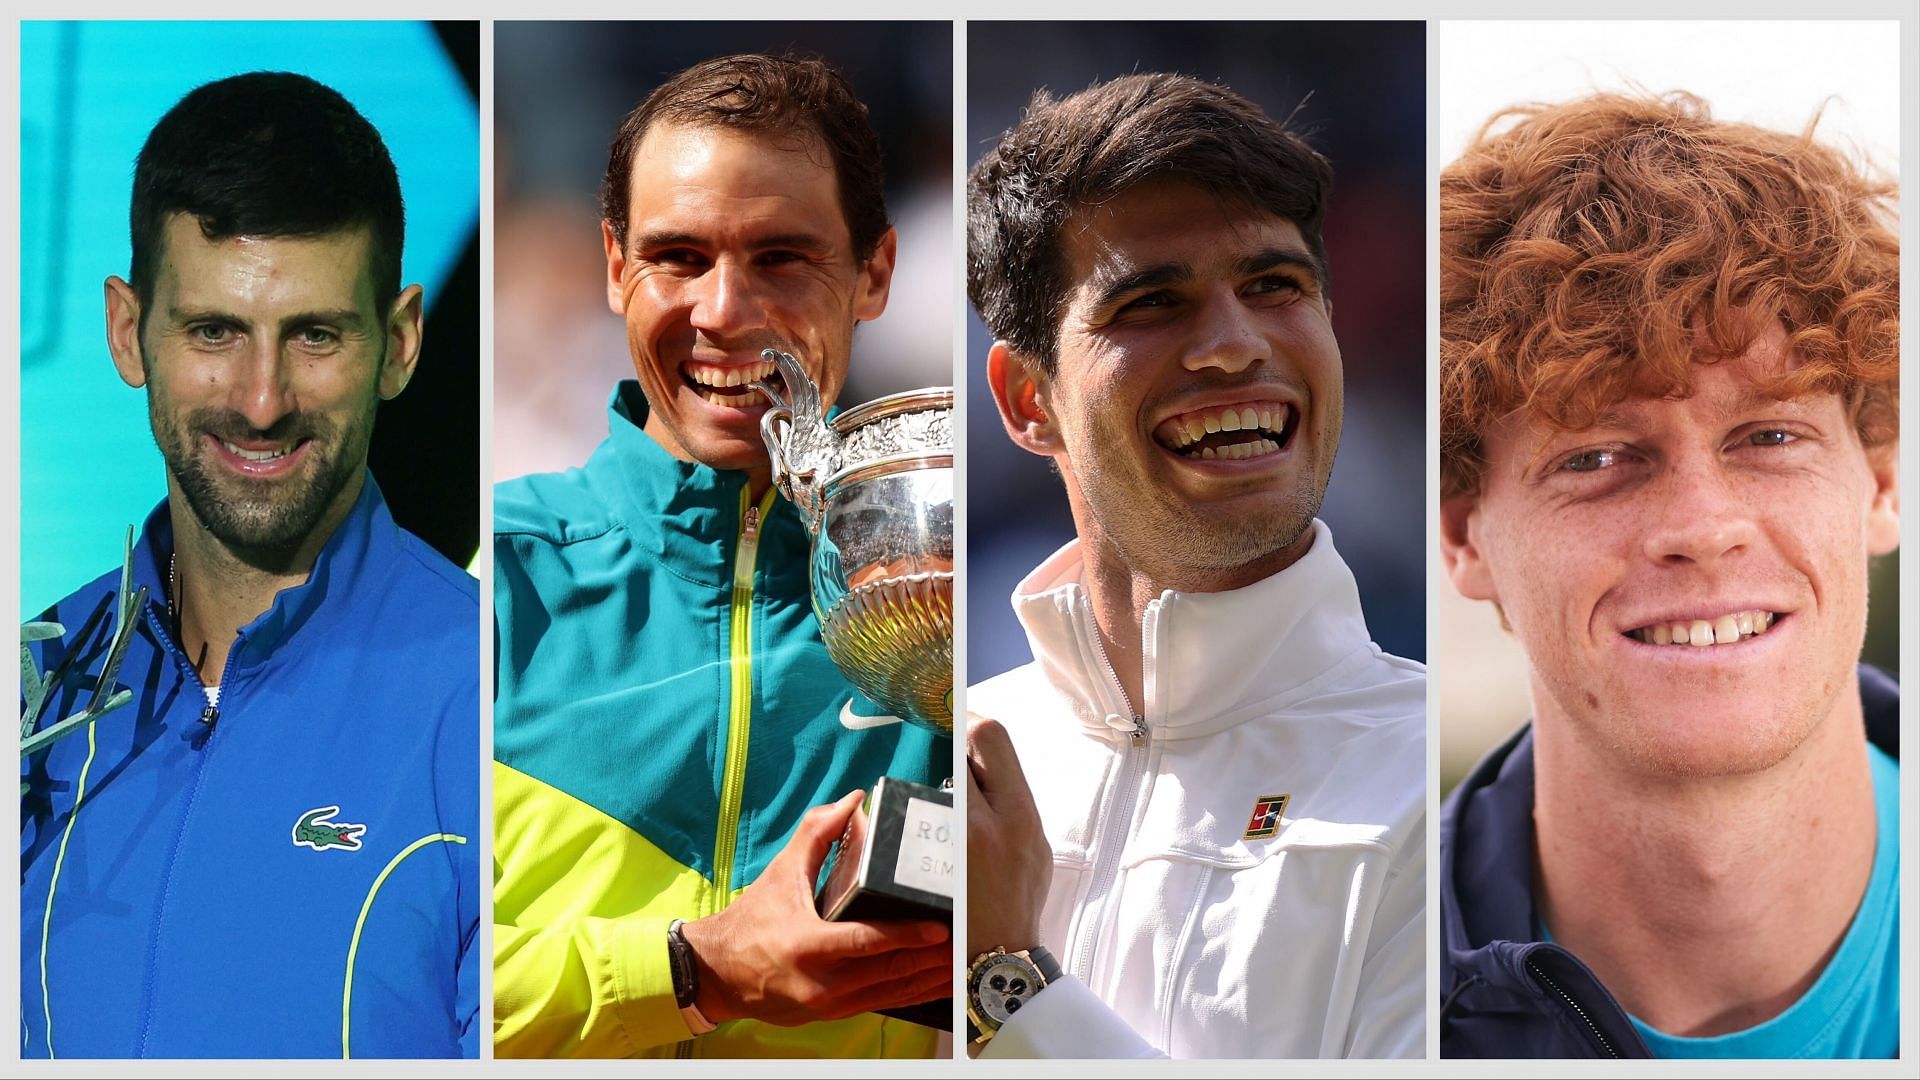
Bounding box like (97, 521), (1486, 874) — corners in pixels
(191, 324), (233, 345)
(1560, 449), (1621, 473)
(1747, 429), (1796, 447)
(296, 327), (340, 348)
(1119, 291), (1174, 314)
(1248, 274), (1303, 298)
(650, 248), (707, 270)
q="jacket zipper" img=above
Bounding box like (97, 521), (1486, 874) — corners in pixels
(132, 598), (238, 1054)
(1066, 596), (1160, 986)
(710, 488), (773, 909)
(1526, 957), (1619, 1058)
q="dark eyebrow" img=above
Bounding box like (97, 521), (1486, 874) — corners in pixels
(1237, 247), (1324, 286)
(630, 230), (835, 257)
(1089, 261), (1193, 314)
(284, 309), (371, 332)
(165, 307), (371, 332)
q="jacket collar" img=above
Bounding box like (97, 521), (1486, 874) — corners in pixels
(591, 381), (809, 592)
(135, 472), (401, 675)
(1008, 518), (1379, 740)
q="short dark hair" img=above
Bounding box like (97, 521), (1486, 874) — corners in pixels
(130, 72), (405, 319)
(968, 73), (1334, 373)
(600, 52), (889, 260)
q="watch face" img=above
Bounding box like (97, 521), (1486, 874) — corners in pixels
(969, 955), (1043, 1027)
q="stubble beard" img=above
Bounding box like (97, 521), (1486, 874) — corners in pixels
(153, 393), (376, 561)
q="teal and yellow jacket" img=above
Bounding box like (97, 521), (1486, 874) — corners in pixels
(492, 383), (946, 1058)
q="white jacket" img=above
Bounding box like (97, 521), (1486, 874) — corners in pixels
(968, 520), (1425, 1059)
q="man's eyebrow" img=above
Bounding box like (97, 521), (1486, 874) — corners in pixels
(164, 307), (372, 331)
(1237, 247), (1324, 285)
(283, 309), (372, 331)
(629, 230), (835, 256)
(1089, 261), (1193, 313)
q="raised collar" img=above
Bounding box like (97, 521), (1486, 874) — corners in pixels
(590, 381), (808, 591)
(135, 472), (401, 674)
(1007, 518), (1380, 740)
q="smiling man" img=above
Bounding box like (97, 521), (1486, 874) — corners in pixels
(1437, 93), (1899, 1059)
(19, 72), (479, 1059)
(962, 73), (1425, 1059)
(491, 54), (948, 1059)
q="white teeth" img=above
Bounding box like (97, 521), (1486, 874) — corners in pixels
(1632, 610), (1777, 647)
(687, 361), (776, 390)
(223, 440), (290, 462)
(1222, 408), (1241, 432)
(1204, 414), (1221, 434)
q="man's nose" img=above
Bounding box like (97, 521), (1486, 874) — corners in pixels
(687, 258), (769, 337)
(231, 339), (295, 432)
(1182, 291), (1266, 374)
(1639, 452), (1761, 567)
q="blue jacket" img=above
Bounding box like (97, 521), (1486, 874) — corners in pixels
(1438, 665), (1899, 1058)
(20, 477), (480, 1059)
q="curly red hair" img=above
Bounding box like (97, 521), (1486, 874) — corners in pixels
(1441, 92), (1899, 499)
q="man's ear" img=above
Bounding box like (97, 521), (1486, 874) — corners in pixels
(104, 276), (147, 389)
(851, 227), (897, 323)
(987, 341), (1061, 459)
(1439, 493), (1498, 603)
(602, 220), (629, 318)
(379, 284), (426, 400)
(1865, 440), (1899, 556)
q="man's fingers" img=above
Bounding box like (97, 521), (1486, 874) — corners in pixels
(788, 790), (865, 879)
(967, 717), (1037, 807)
(831, 957), (957, 1018)
(835, 939), (952, 994)
(819, 916), (948, 958)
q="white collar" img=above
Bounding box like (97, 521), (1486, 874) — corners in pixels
(1006, 519), (1379, 740)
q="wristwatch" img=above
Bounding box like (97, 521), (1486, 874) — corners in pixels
(666, 919), (717, 1035)
(966, 945), (1062, 1045)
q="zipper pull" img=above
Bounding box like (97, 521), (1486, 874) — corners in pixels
(200, 705), (219, 728)
(742, 506), (760, 541)
(1129, 715), (1147, 744)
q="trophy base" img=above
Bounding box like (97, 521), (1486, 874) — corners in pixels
(816, 776), (953, 1030)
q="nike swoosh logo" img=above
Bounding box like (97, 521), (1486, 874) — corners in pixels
(840, 700), (905, 730)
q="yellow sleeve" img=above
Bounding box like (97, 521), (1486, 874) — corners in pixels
(492, 913), (691, 1057)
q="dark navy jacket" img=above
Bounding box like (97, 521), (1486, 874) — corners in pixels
(1439, 666), (1899, 1058)
(20, 478), (480, 1058)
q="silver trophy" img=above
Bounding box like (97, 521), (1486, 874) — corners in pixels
(752, 348), (953, 735)
(754, 348), (954, 1029)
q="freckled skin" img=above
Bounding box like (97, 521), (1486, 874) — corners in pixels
(1452, 331), (1899, 778)
(602, 124), (895, 495)
(1040, 181), (1343, 593)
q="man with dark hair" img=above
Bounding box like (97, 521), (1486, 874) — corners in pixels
(963, 73), (1424, 1059)
(19, 71), (479, 1059)
(1437, 92), (1899, 1059)
(491, 53), (948, 1059)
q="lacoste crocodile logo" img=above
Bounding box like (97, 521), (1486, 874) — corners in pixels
(292, 806), (366, 852)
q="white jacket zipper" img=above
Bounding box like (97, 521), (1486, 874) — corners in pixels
(1067, 595), (1161, 986)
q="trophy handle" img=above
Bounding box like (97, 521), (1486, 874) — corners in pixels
(752, 348), (837, 529)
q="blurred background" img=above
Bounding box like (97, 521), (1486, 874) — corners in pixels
(966, 22), (1427, 683)
(18, 20), (481, 614)
(493, 21), (953, 483)
(1437, 20), (1901, 793)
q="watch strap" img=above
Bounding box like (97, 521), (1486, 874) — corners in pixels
(666, 919), (717, 1035)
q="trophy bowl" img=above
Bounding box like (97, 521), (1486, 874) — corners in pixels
(755, 351), (953, 736)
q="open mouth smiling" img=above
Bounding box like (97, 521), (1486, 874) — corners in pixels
(1152, 400), (1298, 461)
(683, 359), (787, 408)
(1623, 609), (1783, 647)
